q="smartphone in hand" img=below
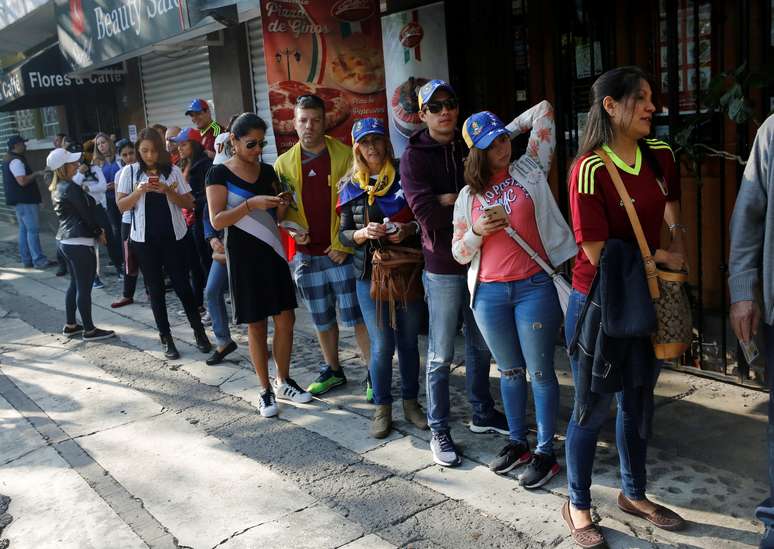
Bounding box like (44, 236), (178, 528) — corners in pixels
(483, 203), (508, 224)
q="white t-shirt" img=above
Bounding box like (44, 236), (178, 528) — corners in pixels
(116, 163), (191, 243)
(116, 165), (132, 224)
(213, 132), (231, 165)
(60, 236), (95, 247)
(9, 158), (25, 178)
(73, 165), (108, 208)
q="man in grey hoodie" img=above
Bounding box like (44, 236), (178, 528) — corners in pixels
(729, 113), (774, 549)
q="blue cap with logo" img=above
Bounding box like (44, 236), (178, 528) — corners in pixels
(7, 135), (27, 150)
(417, 79), (455, 110)
(462, 111), (509, 150)
(185, 98), (210, 116)
(351, 118), (386, 143)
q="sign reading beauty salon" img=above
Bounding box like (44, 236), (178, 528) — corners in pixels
(260, 0), (387, 153)
(55, 0), (191, 71)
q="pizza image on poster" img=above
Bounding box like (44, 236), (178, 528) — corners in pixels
(260, 0), (387, 153)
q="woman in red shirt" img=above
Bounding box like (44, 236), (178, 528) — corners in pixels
(563, 66), (687, 548)
(452, 103), (576, 489)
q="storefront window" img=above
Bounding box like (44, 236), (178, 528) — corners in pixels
(41, 106), (60, 138)
(15, 109), (37, 140)
(658, 0), (712, 114)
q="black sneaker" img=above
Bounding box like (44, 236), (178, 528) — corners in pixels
(518, 452), (560, 489)
(83, 328), (115, 341)
(470, 409), (509, 436)
(430, 431), (463, 467)
(206, 340), (237, 365)
(161, 334), (180, 360)
(488, 442), (532, 475)
(62, 324), (83, 337)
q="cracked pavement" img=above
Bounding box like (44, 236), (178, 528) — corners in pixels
(0, 225), (768, 548)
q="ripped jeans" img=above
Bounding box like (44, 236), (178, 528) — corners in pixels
(472, 273), (562, 455)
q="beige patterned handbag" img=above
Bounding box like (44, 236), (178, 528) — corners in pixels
(596, 148), (693, 360)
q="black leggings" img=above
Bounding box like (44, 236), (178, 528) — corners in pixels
(131, 237), (203, 337)
(60, 243), (96, 331)
(183, 229), (206, 309)
(121, 222), (139, 298)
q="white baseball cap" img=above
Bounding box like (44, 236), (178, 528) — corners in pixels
(46, 148), (81, 171)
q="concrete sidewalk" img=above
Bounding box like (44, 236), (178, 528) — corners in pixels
(0, 220), (767, 548)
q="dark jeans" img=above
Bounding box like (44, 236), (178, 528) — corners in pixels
(121, 222), (138, 299)
(183, 228), (206, 309)
(756, 322), (774, 548)
(564, 289), (659, 510)
(59, 243), (96, 331)
(193, 206), (213, 284)
(94, 204), (123, 270)
(355, 279), (422, 405)
(131, 237), (203, 337)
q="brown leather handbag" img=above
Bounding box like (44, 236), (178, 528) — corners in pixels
(596, 148), (693, 360)
(370, 245), (424, 327)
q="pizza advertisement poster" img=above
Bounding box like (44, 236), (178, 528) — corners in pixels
(260, 0), (388, 153)
(381, 2), (450, 156)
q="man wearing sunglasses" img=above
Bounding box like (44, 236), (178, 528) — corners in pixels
(401, 80), (506, 468)
(275, 94), (370, 397)
(164, 126), (182, 166)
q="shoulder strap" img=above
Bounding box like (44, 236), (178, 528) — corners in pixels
(594, 148), (660, 299)
(475, 193), (559, 279)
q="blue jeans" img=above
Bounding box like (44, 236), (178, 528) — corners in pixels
(205, 260), (232, 348)
(423, 271), (495, 433)
(756, 322), (774, 548)
(564, 289), (659, 510)
(472, 273), (562, 454)
(356, 279), (421, 405)
(15, 203), (47, 267)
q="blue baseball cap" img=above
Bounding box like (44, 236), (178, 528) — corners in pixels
(171, 127), (202, 143)
(7, 135), (26, 150)
(417, 79), (455, 110)
(462, 111), (509, 149)
(351, 118), (386, 143)
(185, 98), (210, 116)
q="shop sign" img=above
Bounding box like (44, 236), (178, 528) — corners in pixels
(260, 0), (387, 153)
(0, 44), (122, 109)
(55, 0), (192, 71)
(381, 2), (449, 156)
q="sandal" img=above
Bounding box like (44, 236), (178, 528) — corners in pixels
(617, 493), (686, 531)
(561, 501), (608, 548)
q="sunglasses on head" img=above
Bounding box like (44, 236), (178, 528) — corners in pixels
(244, 139), (267, 150)
(423, 97), (458, 114)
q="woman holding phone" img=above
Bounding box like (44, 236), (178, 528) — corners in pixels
(111, 139), (141, 308)
(116, 128), (211, 359)
(206, 113), (309, 418)
(338, 118), (426, 439)
(452, 104), (576, 488)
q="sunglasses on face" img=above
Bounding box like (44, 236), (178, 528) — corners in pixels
(243, 139), (267, 150)
(423, 97), (458, 114)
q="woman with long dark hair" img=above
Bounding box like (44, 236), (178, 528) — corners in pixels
(48, 147), (115, 341)
(338, 118), (426, 439)
(116, 128), (211, 359)
(452, 104), (576, 487)
(206, 113), (309, 417)
(562, 66), (686, 547)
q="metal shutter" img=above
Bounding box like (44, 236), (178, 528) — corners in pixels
(140, 47), (215, 131)
(246, 18), (278, 163)
(0, 112), (18, 222)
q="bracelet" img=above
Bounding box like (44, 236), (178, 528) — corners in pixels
(668, 223), (687, 233)
(409, 220), (420, 234)
(244, 200), (251, 213)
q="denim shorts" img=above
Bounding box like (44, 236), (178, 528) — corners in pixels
(292, 253), (362, 332)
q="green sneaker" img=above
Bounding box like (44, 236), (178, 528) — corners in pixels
(364, 370), (374, 403)
(307, 365), (347, 395)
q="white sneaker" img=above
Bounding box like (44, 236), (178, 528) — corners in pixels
(201, 311), (212, 326)
(274, 377), (313, 404)
(259, 389), (278, 418)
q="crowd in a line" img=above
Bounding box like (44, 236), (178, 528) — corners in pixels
(4, 64), (774, 549)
